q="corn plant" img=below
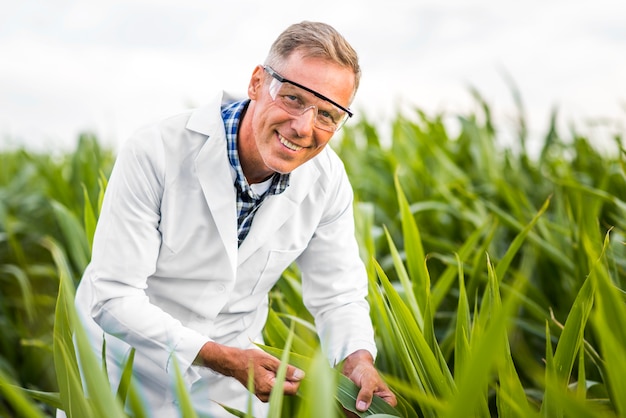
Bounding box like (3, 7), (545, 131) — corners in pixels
(1, 92), (625, 416)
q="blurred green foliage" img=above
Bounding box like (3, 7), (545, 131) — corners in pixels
(1, 95), (625, 416)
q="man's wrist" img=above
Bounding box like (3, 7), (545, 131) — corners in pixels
(338, 349), (374, 372)
(194, 341), (235, 376)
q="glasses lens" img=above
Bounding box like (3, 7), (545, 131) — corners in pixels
(268, 78), (348, 132)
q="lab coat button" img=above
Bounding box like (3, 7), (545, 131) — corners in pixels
(216, 284), (225, 293)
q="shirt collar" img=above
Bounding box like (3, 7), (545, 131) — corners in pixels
(221, 99), (290, 199)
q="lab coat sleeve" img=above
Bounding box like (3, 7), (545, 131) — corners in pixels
(296, 152), (378, 366)
(85, 125), (209, 382)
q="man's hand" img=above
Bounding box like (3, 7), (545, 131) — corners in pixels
(195, 341), (305, 402)
(341, 349), (397, 413)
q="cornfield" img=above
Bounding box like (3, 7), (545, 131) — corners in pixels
(1, 93), (625, 417)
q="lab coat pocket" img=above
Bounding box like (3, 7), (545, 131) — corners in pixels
(251, 248), (304, 295)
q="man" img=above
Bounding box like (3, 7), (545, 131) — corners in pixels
(73, 21), (396, 417)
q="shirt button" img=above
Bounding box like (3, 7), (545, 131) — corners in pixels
(216, 284), (226, 293)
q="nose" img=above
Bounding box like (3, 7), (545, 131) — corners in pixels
(291, 105), (316, 136)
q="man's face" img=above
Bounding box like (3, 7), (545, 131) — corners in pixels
(240, 51), (355, 183)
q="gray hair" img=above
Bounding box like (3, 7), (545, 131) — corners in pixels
(264, 21), (361, 95)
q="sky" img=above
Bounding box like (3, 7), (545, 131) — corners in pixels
(1, 0), (625, 153)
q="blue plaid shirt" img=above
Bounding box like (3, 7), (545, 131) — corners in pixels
(221, 99), (290, 246)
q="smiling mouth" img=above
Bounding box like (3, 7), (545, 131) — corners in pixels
(279, 134), (304, 151)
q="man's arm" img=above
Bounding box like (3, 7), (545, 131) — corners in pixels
(85, 125), (210, 380)
(293, 151), (396, 411)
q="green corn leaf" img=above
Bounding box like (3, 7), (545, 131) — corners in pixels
(453, 254), (471, 385)
(246, 361), (255, 418)
(0, 371), (48, 418)
(47, 236), (92, 418)
(374, 260), (454, 400)
(172, 358), (198, 418)
(383, 225), (423, 328)
(576, 343), (586, 400)
(115, 348), (135, 407)
(496, 304), (535, 417)
(97, 171), (108, 213)
(422, 297), (451, 383)
(587, 230), (626, 416)
(0, 264), (35, 322)
(50, 201), (90, 273)
(542, 320), (559, 418)
(82, 184), (97, 251)
(484, 200), (575, 275)
(263, 309), (316, 358)
(446, 255), (525, 418)
(295, 349), (337, 418)
(10, 387), (62, 411)
(551, 275), (594, 383)
(217, 403), (249, 417)
(267, 321), (296, 417)
(394, 172), (430, 318)
(431, 219), (492, 312)
(495, 195), (551, 281)
(366, 267), (401, 378)
(45, 236), (127, 418)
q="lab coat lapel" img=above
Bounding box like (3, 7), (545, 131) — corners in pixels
(238, 163), (319, 265)
(188, 97), (239, 276)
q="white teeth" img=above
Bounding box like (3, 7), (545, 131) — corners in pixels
(279, 135), (303, 151)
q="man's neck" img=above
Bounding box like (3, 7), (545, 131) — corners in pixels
(236, 101), (275, 184)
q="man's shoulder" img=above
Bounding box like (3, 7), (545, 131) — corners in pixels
(122, 94), (226, 152)
(126, 92), (225, 139)
(309, 146), (346, 177)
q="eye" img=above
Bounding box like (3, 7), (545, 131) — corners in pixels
(280, 93), (305, 109)
(317, 109), (335, 123)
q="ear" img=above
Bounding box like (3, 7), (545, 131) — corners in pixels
(247, 65), (265, 100)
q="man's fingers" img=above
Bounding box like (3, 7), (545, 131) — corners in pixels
(257, 352), (304, 381)
(355, 377), (399, 411)
(356, 386), (398, 411)
(356, 385), (373, 411)
(282, 379), (301, 396)
(255, 359), (304, 398)
(254, 366), (302, 399)
(281, 365), (305, 396)
(379, 389), (398, 407)
(288, 365), (305, 381)
(341, 350), (398, 412)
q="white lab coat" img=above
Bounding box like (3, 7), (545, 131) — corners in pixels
(73, 92), (376, 417)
